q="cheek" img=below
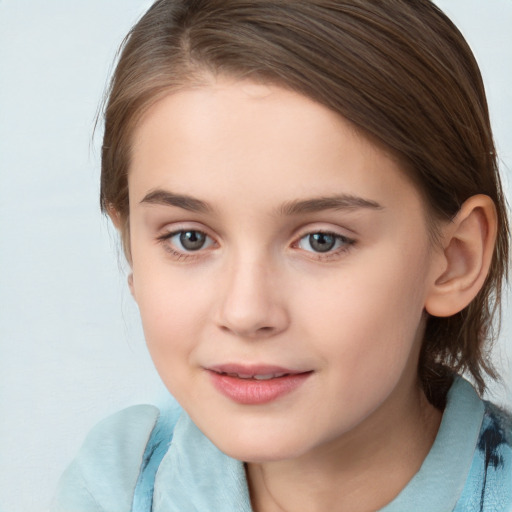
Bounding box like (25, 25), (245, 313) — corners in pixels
(298, 245), (429, 377)
(133, 269), (207, 370)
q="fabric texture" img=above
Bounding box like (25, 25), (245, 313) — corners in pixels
(51, 377), (512, 512)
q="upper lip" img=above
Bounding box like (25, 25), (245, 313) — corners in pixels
(207, 363), (309, 379)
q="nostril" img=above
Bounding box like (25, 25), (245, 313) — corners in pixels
(215, 289), (289, 338)
(219, 323), (276, 338)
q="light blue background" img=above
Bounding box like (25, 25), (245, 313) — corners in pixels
(0, 1), (511, 511)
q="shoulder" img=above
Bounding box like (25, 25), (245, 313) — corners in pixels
(481, 400), (512, 447)
(456, 399), (512, 512)
(50, 404), (168, 512)
(478, 401), (512, 484)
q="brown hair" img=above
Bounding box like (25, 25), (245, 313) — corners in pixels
(100, 0), (509, 403)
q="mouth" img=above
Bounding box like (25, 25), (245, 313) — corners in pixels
(206, 364), (312, 405)
(213, 371), (294, 380)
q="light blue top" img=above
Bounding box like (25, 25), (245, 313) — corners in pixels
(51, 378), (512, 511)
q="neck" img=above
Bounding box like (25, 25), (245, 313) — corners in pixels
(246, 378), (442, 512)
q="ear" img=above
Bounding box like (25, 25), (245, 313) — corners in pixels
(425, 195), (497, 318)
(107, 205), (133, 266)
(106, 204), (123, 231)
(127, 272), (136, 299)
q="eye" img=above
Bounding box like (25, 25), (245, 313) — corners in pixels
(297, 232), (353, 254)
(159, 229), (215, 253)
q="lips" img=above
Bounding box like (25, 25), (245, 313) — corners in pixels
(207, 364), (312, 405)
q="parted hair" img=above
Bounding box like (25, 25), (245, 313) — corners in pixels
(100, 0), (509, 404)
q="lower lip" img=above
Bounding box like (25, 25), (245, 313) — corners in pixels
(208, 371), (311, 405)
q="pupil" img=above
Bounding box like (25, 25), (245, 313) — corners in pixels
(310, 233), (335, 253)
(180, 231), (206, 251)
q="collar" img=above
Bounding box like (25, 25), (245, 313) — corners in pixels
(380, 377), (484, 511)
(152, 377), (484, 512)
(152, 412), (252, 512)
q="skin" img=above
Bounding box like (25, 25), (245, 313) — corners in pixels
(126, 77), (452, 511)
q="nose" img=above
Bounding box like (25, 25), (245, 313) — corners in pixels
(215, 254), (289, 339)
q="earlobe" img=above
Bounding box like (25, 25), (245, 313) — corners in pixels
(425, 195), (497, 318)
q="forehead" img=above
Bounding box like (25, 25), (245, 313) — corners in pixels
(128, 78), (424, 217)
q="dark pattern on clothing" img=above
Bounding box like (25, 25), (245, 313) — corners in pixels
(477, 405), (511, 511)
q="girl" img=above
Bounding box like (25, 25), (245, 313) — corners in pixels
(52, 1), (511, 510)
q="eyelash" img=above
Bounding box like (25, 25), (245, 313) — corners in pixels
(156, 229), (356, 262)
(293, 231), (355, 261)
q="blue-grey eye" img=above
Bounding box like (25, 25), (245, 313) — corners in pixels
(309, 233), (335, 252)
(173, 230), (210, 251)
(298, 232), (348, 253)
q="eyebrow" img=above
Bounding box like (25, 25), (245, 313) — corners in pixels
(140, 189), (211, 213)
(279, 195), (383, 215)
(140, 189), (383, 215)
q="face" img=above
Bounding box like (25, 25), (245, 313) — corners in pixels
(127, 78), (442, 463)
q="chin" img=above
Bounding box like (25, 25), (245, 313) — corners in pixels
(209, 427), (314, 464)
